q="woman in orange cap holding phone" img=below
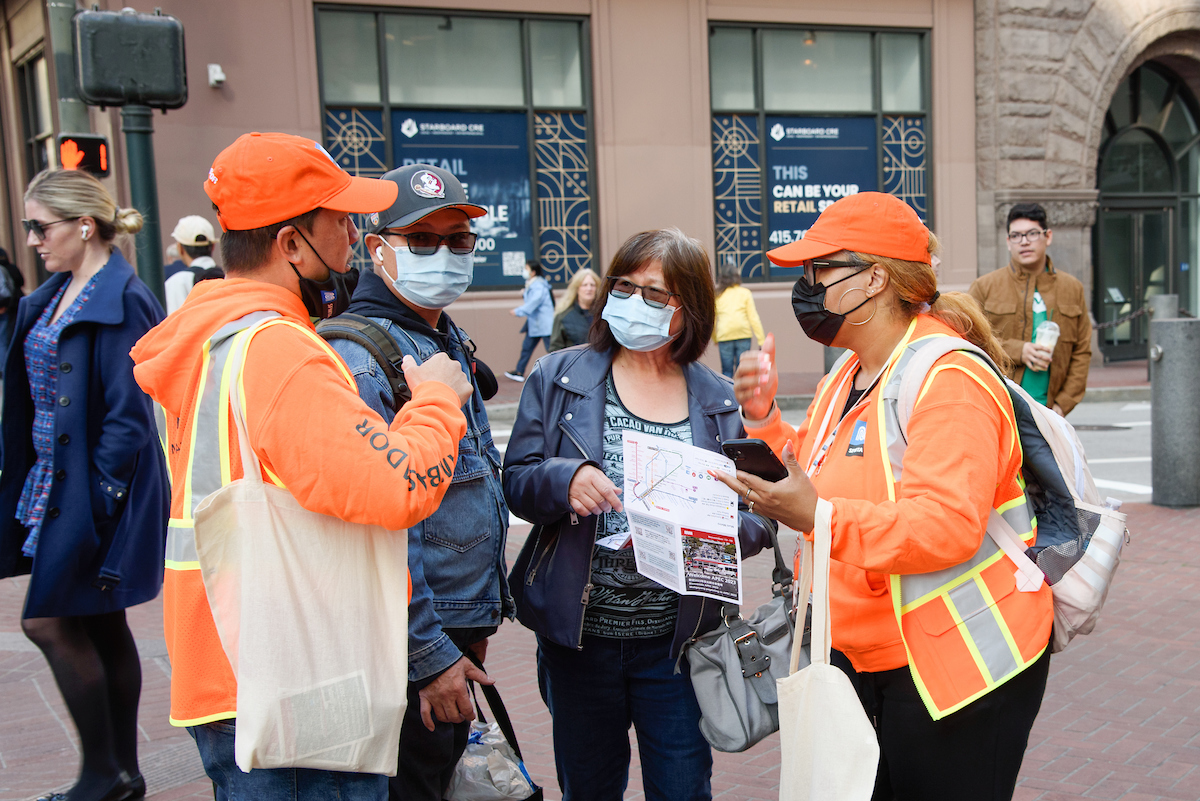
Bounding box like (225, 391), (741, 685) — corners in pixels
(713, 192), (1053, 800)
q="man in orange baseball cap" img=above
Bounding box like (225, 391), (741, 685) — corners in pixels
(132, 133), (475, 798)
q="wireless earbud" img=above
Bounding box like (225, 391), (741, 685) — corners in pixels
(81, 225), (90, 239)
(375, 246), (383, 262)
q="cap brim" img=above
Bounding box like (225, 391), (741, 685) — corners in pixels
(766, 235), (845, 268)
(383, 202), (490, 231)
(322, 175), (400, 214)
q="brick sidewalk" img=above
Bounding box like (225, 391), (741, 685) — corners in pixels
(2, 502), (1196, 800)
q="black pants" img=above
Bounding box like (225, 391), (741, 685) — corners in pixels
(831, 646), (1050, 801)
(390, 627), (495, 801)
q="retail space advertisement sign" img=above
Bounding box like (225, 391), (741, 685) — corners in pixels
(764, 116), (877, 269)
(392, 110), (532, 288)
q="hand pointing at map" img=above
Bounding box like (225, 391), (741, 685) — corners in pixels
(568, 465), (623, 517)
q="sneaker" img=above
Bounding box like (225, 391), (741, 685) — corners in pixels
(504, 371), (525, 382)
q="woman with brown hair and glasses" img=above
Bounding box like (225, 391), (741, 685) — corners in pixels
(502, 228), (774, 801)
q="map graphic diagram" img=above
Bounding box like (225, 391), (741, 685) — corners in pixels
(626, 439), (727, 520)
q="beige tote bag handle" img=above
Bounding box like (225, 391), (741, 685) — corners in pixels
(789, 498), (834, 674)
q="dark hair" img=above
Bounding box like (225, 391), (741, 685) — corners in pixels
(1007, 202), (1049, 232)
(217, 206), (320, 273)
(182, 243), (214, 259)
(526, 260), (544, 277)
(715, 260), (742, 294)
(589, 227), (715, 365)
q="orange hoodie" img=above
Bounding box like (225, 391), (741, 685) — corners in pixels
(132, 278), (466, 726)
(748, 315), (1051, 674)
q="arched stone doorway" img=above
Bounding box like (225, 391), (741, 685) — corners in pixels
(1095, 61), (1200, 360)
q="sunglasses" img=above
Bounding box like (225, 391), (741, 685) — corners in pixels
(802, 258), (872, 286)
(22, 217), (79, 242)
(607, 276), (679, 309)
(382, 230), (478, 256)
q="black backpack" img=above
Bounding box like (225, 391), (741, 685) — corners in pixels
(317, 314), (413, 409)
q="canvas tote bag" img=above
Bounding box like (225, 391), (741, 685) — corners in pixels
(193, 320), (410, 774)
(777, 499), (878, 801)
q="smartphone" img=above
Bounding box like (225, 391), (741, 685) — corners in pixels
(720, 438), (788, 482)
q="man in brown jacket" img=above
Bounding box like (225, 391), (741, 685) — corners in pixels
(969, 202), (1091, 415)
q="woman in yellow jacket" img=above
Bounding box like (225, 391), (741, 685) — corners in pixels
(713, 261), (765, 377)
(715, 193), (1053, 801)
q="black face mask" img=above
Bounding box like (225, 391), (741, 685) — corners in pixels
(791, 269), (872, 346)
(291, 229), (358, 319)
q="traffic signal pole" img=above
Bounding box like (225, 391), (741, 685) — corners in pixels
(121, 105), (164, 305)
(47, 0), (89, 133)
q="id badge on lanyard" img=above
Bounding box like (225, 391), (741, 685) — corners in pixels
(805, 361), (884, 478)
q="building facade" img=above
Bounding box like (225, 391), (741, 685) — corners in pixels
(0, 0), (1196, 375)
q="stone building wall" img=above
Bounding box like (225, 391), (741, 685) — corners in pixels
(975, 0), (1200, 304)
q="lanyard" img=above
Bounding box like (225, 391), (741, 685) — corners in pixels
(804, 359), (888, 478)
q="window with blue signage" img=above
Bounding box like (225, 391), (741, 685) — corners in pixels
(316, 7), (594, 289)
(709, 25), (930, 281)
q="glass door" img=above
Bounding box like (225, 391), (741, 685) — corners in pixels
(1096, 205), (1173, 360)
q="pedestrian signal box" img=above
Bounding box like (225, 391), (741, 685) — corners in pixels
(57, 134), (110, 177)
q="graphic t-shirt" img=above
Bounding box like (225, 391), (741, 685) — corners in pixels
(582, 371), (691, 639)
(1020, 290), (1051, 405)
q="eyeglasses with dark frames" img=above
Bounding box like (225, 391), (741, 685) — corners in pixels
(802, 258), (872, 286)
(1006, 229), (1048, 244)
(606, 276), (679, 309)
(381, 230), (478, 256)
(22, 217), (80, 242)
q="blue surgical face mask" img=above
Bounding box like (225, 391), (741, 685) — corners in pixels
(601, 293), (679, 352)
(378, 240), (473, 309)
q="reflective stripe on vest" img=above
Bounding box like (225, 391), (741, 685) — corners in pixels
(164, 313), (359, 572)
(876, 328), (1043, 720)
(164, 311), (281, 571)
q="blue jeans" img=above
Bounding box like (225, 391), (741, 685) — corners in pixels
(189, 720), (388, 800)
(513, 334), (547, 376)
(717, 338), (752, 379)
(537, 633), (713, 801)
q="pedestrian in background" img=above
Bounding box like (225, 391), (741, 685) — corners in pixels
(0, 247), (22, 364)
(505, 260), (553, 382)
(969, 202), (1091, 415)
(712, 261), (764, 378)
(549, 267), (600, 351)
(0, 169), (170, 801)
(503, 228), (774, 801)
(326, 163), (513, 801)
(164, 215), (223, 314)
(719, 193), (1052, 801)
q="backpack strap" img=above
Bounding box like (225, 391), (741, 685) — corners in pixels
(317, 314), (413, 411)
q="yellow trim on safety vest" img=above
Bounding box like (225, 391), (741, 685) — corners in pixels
(169, 711), (237, 728)
(164, 560), (201, 571)
(876, 329), (1042, 720)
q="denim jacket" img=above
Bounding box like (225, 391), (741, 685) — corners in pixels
(502, 346), (775, 658)
(328, 279), (512, 682)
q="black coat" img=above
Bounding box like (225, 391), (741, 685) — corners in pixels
(549, 304), (593, 351)
(502, 346), (775, 657)
(0, 250), (169, 618)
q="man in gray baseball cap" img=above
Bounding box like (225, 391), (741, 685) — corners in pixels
(323, 163), (512, 801)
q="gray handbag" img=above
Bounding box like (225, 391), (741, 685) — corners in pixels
(683, 531), (810, 753)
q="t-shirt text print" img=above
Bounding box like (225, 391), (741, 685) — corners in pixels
(584, 372), (692, 639)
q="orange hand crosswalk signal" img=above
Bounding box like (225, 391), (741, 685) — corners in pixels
(56, 133), (110, 177)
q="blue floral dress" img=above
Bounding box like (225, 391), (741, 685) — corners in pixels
(17, 273), (101, 556)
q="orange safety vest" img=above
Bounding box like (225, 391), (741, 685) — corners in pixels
(809, 323), (1050, 720)
(163, 313), (413, 726)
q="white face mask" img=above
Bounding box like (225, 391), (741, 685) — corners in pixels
(377, 240), (473, 309)
(601, 293), (679, 352)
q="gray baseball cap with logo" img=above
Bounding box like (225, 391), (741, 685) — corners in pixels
(367, 163), (487, 234)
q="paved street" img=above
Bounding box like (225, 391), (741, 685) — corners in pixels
(5, 391), (1199, 801)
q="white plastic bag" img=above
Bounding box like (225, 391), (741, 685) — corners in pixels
(445, 721), (536, 801)
(777, 500), (878, 801)
(193, 325), (409, 774)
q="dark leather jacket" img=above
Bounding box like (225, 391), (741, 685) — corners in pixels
(502, 345), (776, 657)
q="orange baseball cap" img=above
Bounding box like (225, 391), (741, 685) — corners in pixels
(767, 192), (931, 267)
(203, 132), (399, 231)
